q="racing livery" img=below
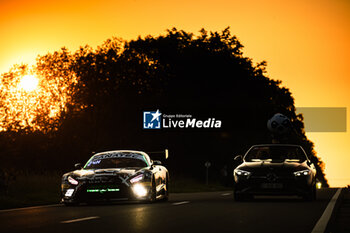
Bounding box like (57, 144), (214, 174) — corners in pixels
(61, 150), (169, 205)
(233, 144), (316, 201)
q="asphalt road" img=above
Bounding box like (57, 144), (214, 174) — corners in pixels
(0, 188), (337, 233)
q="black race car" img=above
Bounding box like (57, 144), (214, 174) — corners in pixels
(233, 144), (316, 201)
(61, 150), (169, 205)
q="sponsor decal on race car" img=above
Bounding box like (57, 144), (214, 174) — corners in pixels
(93, 152), (145, 161)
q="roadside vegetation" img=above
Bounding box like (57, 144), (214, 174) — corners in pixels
(0, 172), (61, 209)
(0, 172), (230, 209)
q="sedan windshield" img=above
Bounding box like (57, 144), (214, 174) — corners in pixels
(244, 146), (307, 162)
(84, 157), (148, 169)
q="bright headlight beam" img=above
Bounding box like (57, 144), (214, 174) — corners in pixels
(235, 169), (251, 176)
(316, 182), (322, 189)
(294, 170), (310, 176)
(132, 184), (148, 197)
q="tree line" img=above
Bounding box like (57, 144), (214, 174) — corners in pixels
(0, 27), (328, 186)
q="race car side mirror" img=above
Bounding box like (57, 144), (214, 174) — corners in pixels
(153, 160), (162, 165)
(74, 163), (82, 169)
(234, 155), (243, 163)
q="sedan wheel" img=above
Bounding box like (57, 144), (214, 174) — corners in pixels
(303, 184), (316, 201)
(234, 192), (244, 201)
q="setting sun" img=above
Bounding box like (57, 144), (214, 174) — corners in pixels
(0, 63), (78, 132)
(19, 74), (39, 92)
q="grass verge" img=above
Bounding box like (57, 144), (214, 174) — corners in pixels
(0, 172), (61, 210)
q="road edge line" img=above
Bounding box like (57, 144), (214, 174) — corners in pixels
(172, 201), (190, 206)
(311, 188), (342, 233)
(0, 203), (62, 213)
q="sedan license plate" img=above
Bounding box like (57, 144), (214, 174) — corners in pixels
(261, 183), (283, 189)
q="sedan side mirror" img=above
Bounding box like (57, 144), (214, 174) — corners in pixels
(307, 160), (314, 167)
(74, 163), (82, 169)
(234, 155), (243, 163)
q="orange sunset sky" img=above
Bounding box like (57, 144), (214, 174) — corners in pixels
(0, 0), (349, 187)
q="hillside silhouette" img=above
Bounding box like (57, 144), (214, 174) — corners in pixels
(0, 27), (328, 186)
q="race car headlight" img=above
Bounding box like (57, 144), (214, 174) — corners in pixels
(234, 169), (251, 176)
(68, 176), (79, 185)
(132, 184), (148, 197)
(130, 174), (144, 184)
(294, 170), (311, 176)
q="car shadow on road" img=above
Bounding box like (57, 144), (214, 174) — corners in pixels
(68, 199), (167, 207)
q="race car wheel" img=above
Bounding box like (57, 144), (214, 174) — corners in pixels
(162, 177), (169, 201)
(148, 178), (157, 203)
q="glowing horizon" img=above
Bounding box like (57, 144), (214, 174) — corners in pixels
(0, 0), (349, 186)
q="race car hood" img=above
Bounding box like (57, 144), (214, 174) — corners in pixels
(70, 168), (144, 178)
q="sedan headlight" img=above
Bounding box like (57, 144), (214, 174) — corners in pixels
(234, 169), (251, 176)
(68, 176), (79, 185)
(316, 182), (322, 189)
(294, 170), (311, 176)
(130, 174), (144, 184)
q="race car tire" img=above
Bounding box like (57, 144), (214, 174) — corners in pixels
(147, 178), (157, 203)
(161, 177), (169, 202)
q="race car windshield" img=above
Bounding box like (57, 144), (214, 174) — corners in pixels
(244, 146), (307, 162)
(84, 158), (148, 169)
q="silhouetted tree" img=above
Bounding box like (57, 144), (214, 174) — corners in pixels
(0, 28), (328, 186)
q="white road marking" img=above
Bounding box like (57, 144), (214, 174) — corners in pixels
(221, 193), (232, 196)
(172, 201), (190, 206)
(311, 188), (342, 233)
(0, 204), (62, 213)
(61, 216), (100, 224)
